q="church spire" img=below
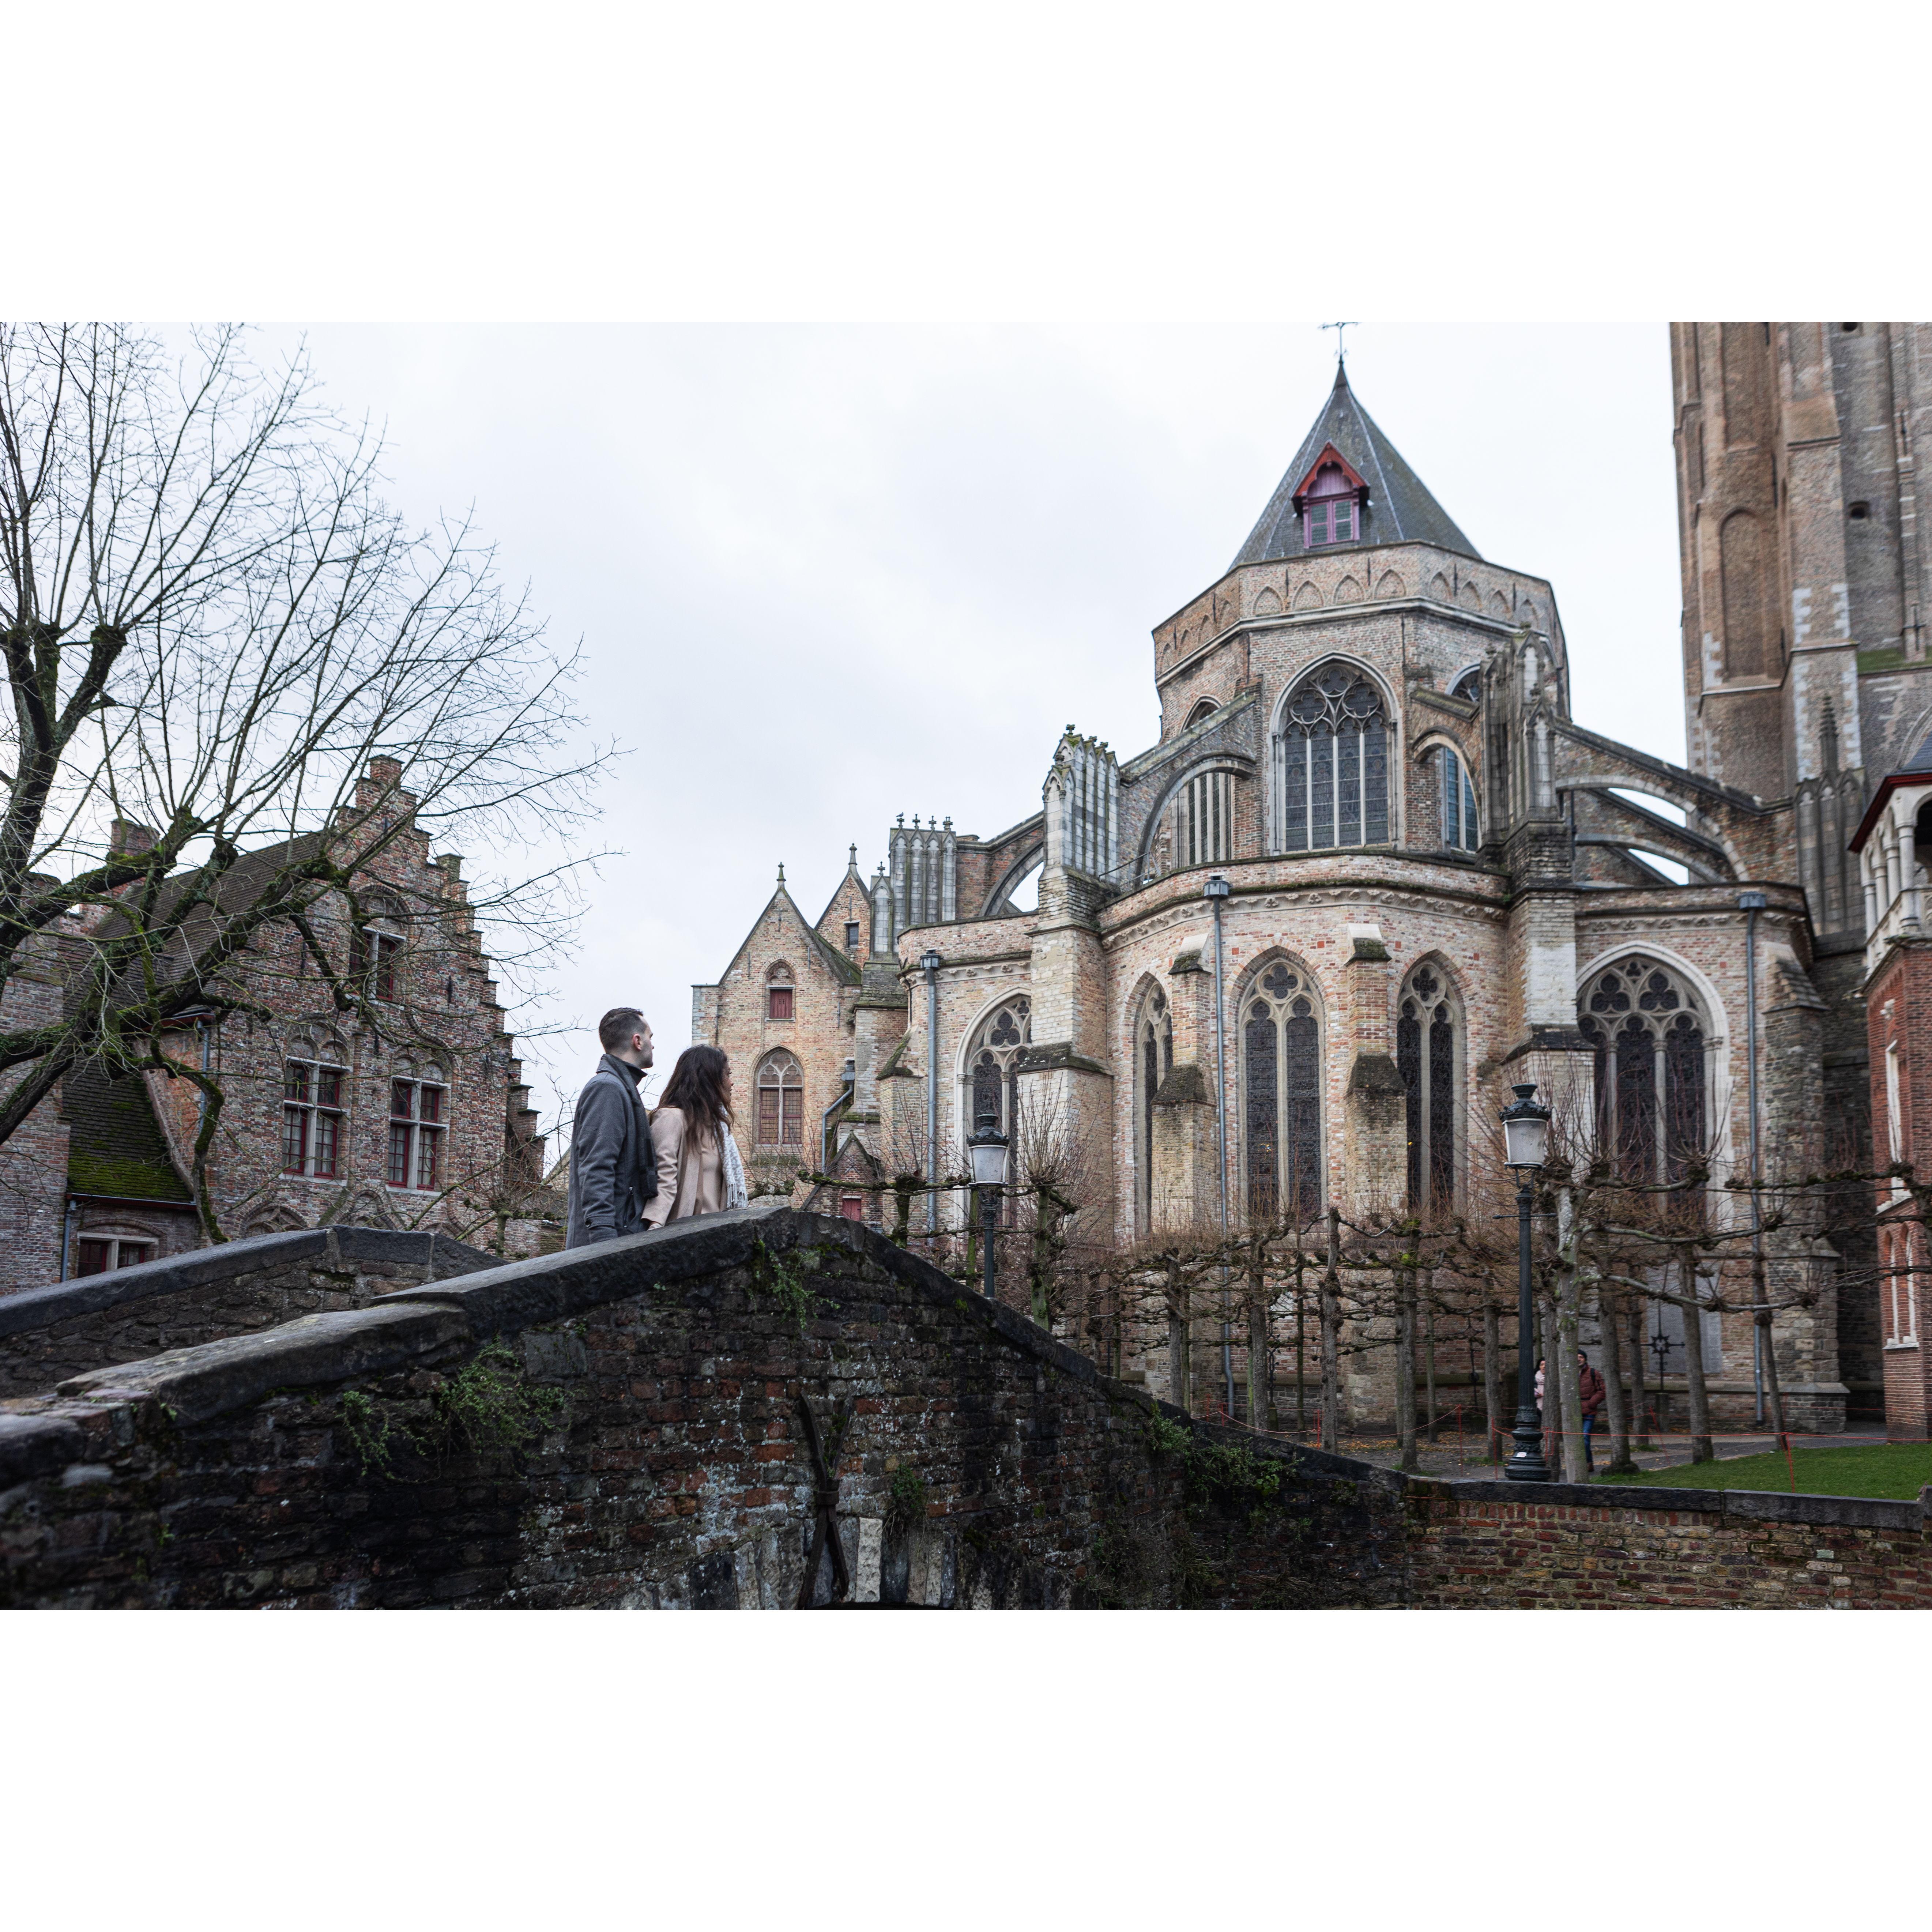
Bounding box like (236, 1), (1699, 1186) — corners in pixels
(1230, 370), (1477, 568)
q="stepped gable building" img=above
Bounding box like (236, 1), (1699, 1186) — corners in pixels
(0, 757), (551, 1294)
(700, 354), (1865, 1429)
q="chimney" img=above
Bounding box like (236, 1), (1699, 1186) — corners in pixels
(109, 819), (158, 857)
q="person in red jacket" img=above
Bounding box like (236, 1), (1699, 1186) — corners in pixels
(1577, 1349), (1607, 1473)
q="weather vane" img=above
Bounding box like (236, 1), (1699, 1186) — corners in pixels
(1322, 320), (1360, 366)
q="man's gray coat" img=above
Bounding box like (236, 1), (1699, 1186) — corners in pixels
(565, 1052), (659, 1247)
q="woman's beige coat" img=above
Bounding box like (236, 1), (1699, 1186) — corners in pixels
(642, 1106), (727, 1226)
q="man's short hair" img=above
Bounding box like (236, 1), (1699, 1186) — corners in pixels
(598, 1006), (648, 1051)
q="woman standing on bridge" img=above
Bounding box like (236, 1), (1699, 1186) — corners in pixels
(644, 1045), (749, 1227)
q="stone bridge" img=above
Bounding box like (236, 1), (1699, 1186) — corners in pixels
(2, 1208), (1928, 1609)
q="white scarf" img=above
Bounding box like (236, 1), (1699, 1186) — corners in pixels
(722, 1124), (749, 1210)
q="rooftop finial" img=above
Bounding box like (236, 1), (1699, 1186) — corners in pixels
(848, 843), (858, 867)
(777, 862), (786, 886)
(1322, 320), (1359, 383)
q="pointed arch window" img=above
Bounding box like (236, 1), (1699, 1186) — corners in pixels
(1136, 985), (1174, 1231)
(1578, 957), (1709, 1187)
(1170, 768), (1233, 873)
(1396, 967), (1458, 1215)
(963, 995), (1031, 1140)
(766, 962), (795, 1022)
(757, 1050), (804, 1146)
(1243, 962), (1321, 1223)
(1276, 666), (1390, 852)
(1440, 745), (1479, 851)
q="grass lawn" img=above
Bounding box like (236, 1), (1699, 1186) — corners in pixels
(1594, 1442), (1932, 1500)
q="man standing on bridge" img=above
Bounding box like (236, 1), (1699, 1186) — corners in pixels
(565, 1007), (659, 1247)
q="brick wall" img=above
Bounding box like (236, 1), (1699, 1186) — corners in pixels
(1405, 1483), (1932, 1608)
(0, 1225), (498, 1399)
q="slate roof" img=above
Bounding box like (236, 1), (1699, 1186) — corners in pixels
(61, 1060), (193, 1203)
(1231, 365), (1479, 568)
(1898, 725), (1932, 775)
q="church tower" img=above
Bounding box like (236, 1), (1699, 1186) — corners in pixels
(1670, 322), (1932, 943)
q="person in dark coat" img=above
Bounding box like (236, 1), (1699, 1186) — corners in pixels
(1577, 1349), (1607, 1472)
(565, 1007), (659, 1247)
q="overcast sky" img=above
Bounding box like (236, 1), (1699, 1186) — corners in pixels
(264, 321), (1681, 1133)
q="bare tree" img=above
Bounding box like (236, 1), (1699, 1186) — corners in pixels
(0, 325), (605, 1234)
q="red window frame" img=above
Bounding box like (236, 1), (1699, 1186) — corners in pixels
(284, 1058), (346, 1177)
(388, 1077), (447, 1190)
(768, 984), (794, 1020)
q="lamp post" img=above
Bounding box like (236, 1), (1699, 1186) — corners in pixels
(1500, 1081), (1552, 1483)
(966, 1103), (1010, 1302)
(1203, 874), (1232, 1415)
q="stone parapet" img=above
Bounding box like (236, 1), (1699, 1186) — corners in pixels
(0, 1225), (498, 1399)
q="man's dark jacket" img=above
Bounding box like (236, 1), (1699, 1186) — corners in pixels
(565, 1052), (658, 1248)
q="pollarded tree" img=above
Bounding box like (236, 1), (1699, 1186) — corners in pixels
(0, 324), (605, 1232)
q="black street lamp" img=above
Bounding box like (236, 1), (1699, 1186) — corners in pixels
(1499, 1081), (1552, 1484)
(965, 1102), (1010, 1303)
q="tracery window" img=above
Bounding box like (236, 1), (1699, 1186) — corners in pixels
(1171, 769), (1233, 872)
(388, 1067), (447, 1190)
(1276, 666), (1390, 852)
(283, 1046), (349, 1179)
(1578, 957), (1708, 1185)
(1396, 965), (1458, 1216)
(964, 995), (1031, 1138)
(757, 1049), (804, 1146)
(1136, 985), (1174, 1230)
(1243, 961), (1322, 1223)
(1439, 746), (1479, 852)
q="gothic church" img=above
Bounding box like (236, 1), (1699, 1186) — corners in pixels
(700, 328), (1932, 1431)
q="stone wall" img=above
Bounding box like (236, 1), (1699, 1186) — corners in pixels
(0, 1206), (1397, 1609)
(0, 1225), (498, 1400)
(3, 1206), (1927, 1610)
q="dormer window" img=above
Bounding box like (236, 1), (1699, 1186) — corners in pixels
(1291, 445), (1369, 551)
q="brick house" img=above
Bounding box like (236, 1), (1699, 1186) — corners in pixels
(0, 757), (553, 1295)
(696, 347), (1898, 1429)
(1853, 732), (1932, 1438)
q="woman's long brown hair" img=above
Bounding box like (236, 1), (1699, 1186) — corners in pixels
(658, 1044), (731, 1146)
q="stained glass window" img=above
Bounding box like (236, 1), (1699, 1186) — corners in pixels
(1579, 956), (1707, 1190)
(1244, 963), (1321, 1223)
(1276, 666), (1390, 851)
(1396, 965), (1459, 1216)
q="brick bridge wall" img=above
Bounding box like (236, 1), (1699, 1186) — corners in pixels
(1, 1206), (1928, 1609)
(0, 1227), (500, 1400)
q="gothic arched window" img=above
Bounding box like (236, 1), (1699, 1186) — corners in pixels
(756, 1049), (804, 1146)
(765, 961), (795, 1022)
(1276, 665), (1390, 852)
(1243, 961), (1322, 1223)
(1578, 957), (1709, 1185)
(1397, 966), (1459, 1216)
(1135, 984), (1173, 1231)
(1439, 746), (1479, 851)
(963, 995), (1031, 1139)
(1168, 768), (1233, 873)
